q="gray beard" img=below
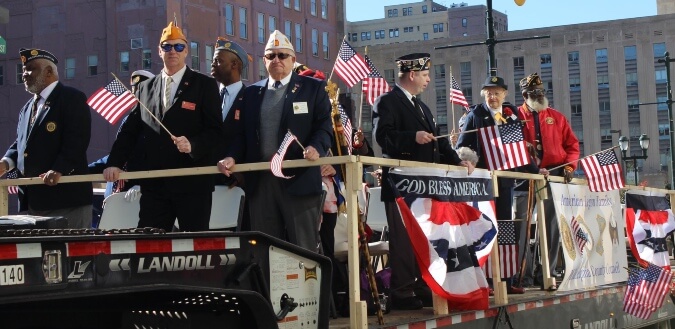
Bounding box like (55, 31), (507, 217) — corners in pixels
(526, 97), (549, 111)
(25, 75), (46, 94)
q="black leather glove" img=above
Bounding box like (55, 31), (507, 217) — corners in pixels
(563, 166), (574, 183)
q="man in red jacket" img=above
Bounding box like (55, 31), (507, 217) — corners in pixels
(515, 73), (579, 289)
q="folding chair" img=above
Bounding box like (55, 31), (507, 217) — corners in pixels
(97, 192), (140, 229)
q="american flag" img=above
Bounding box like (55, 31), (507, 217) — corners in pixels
(485, 221), (518, 279)
(5, 169), (18, 194)
(625, 263), (673, 319)
(570, 216), (589, 255)
(623, 268), (643, 316)
(362, 55), (390, 106)
(270, 130), (299, 179)
(581, 150), (624, 192)
(338, 104), (353, 155)
(478, 121), (531, 171)
(333, 40), (370, 87)
(87, 79), (138, 125)
(450, 75), (469, 108)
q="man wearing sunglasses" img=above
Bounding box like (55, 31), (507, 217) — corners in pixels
(218, 30), (332, 252)
(103, 21), (222, 232)
(515, 72), (579, 290)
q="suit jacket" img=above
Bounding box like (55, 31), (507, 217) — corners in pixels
(375, 85), (461, 201)
(214, 83), (245, 185)
(107, 67), (222, 194)
(228, 73), (333, 197)
(4, 82), (92, 211)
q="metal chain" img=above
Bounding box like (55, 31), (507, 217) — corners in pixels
(0, 227), (166, 237)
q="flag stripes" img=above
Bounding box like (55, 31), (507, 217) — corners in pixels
(333, 40), (370, 87)
(270, 131), (298, 179)
(478, 121), (530, 171)
(581, 150), (624, 192)
(87, 79), (137, 125)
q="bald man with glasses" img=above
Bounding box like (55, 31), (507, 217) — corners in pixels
(218, 30), (332, 251)
(104, 21), (222, 232)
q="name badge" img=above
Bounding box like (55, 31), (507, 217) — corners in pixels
(293, 102), (309, 114)
(182, 101), (196, 111)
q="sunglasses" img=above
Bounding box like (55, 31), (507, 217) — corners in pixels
(264, 53), (292, 60)
(526, 89), (547, 96)
(160, 43), (187, 53)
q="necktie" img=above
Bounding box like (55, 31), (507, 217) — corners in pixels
(532, 110), (543, 159)
(411, 96), (425, 119)
(163, 76), (173, 112)
(29, 95), (41, 127)
(274, 81), (282, 89)
(221, 88), (230, 121)
(494, 111), (507, 124)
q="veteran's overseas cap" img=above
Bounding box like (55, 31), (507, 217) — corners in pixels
(131, 70), (155, 87)
(160, 21), (188, 44)
(520, 73), (543, 91)
(481, 76), (508, 90)
(215, 37), (250, 68)
(20, 48), (58, 65)
(265, 30), (294, 52)
(396, 53), (431, 72)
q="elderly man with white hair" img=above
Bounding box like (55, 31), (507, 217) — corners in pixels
(218, 30), (333, 251)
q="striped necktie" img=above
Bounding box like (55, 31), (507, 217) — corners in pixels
(163, 76), (173, 112)
(29, 95), (41, 127)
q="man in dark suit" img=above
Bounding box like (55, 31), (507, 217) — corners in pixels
(456, 76), (538, 294)
(103, 21), (222, 232)
(217, 30), (332, 251)
(375, 53), (474, 310)
(0, 48), (92, 228)
(211, 38), (248, 187)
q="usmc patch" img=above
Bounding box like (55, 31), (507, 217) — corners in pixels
(46, 122), (56, 132)
(545, 117), (554, 124)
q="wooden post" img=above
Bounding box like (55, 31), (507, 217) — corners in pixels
(432, 293), (448, 315)
(345, 160), (367, 329)
(0, 185), (7, 216)
(535, 179), (556, 291)
(491, 242), (508, 304)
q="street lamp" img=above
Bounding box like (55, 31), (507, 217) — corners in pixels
(619, 134), (650, 185)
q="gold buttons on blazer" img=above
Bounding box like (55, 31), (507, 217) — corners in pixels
(23, 152), (28, 158)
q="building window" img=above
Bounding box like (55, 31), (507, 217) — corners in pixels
(269, 16), (276, 32)
(269, 0), (275, 2)
(388, 28), (399, 38)
(654, 42), (666, 58)
(375, 30), (384, 39)
(656, 68), (667, 82)
(384, 69), (395, 84)
(349, 33), (357, 42)
(284, 0), (290, 8)
(312, 29), (318, 56)
(624, 45), (637, 60)
(540, 54), (552, 67)
(599, 101), (610, 112)
(257, 13), (265, 43)
(16, 63), (23, 83)
(190, 41), (200, 70)
(571, 104), (582, 116)
(597, 74), (609, 87)
(310, 0), (316, 16)
(595, 48), (607, 63)
(285, 20), (292, 43)
(322, 32), (329, 59)
(388, 9), (398, 17)
(423, 33), (428, 40)
(434, 64), (445, 79)
(0, 65), (4, 86)
(295, 23), (302, 52)
(239, 8), (248, 39)
(513, 56), (524, 69)
(258, 57), (266, 80)
(569, 77), (580, 89)
(142, 49), (152, 70)
(433, 23), (444, 33)
(294, 0), (300, 11)
(321, 0), (327, 19)
(120, 51), (129, 72)
(628, 98), (639, 111)
(422, 5), (428, 13)
(361, 31), (371, 41)
(626, 72), (638, 86)
(462, 18), (467, 27)
(403, 7), (412, 16)
(568, 51), (579, 63)
(205, 45), (214, 71)
(659, 123), (670, 136)
(88, 55), (98, 76)
(225, 4), (234, 35)
(460, 61), (471, 74)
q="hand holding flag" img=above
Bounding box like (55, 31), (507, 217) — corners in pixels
(270, 130), (306, 179)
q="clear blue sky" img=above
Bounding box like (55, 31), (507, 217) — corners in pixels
(346, 0), (658, 31)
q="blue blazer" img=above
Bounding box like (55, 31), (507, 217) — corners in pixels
(228, 73), (333, 197)
(4, 82), (92, 211)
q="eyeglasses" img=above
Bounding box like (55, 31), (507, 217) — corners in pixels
(526, 89), (547, 96)
(486, 91), (504, 98)
(264, 53), (292, 60)
(160, 43), (187, 53)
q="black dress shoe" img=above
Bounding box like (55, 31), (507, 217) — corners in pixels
(392, 296), (423, 310)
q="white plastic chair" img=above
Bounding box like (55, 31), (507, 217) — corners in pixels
(208, 186), (245, 230)
(365, 187), (388, 232)
(97, 192), (141, 229)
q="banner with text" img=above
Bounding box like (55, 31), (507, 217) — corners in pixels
(550, 183), (628, 291)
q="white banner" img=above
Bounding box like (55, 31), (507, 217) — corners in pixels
(549, 183), (628, 291)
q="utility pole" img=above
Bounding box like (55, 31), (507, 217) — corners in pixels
(657, 52), (675, 189)
(436, 0), (549, 77)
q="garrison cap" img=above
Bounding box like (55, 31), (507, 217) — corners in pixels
(396, 53), (431, 72)
(481, 76), (508, 90)
(159, 21), (187, 44)
(520, 73), (543, 91)
(215, 37), (250, 69)
(20, 48), (58, 65)
(130, 70), (155, 87)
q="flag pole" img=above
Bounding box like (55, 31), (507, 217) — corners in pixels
(287, 129), (306, 152)
(327, 35), (347, 82)
(110, 73), (175, 138)
(449, 66), (456, 133)
(548, 145), (620, 172)
(356, 46), (367, 130)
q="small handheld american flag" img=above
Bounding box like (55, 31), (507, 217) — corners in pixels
(87, 79), (138, 125)
(270, 131), (299, 179)
(478, 121), (531, 171)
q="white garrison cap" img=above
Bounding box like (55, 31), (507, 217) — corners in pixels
(265, 30), (294, 52)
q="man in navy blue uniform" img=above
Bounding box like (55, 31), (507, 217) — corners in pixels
(103, 21), (222, 232)
(217, 30), (332, 251)
(0, 48), (92, 228)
